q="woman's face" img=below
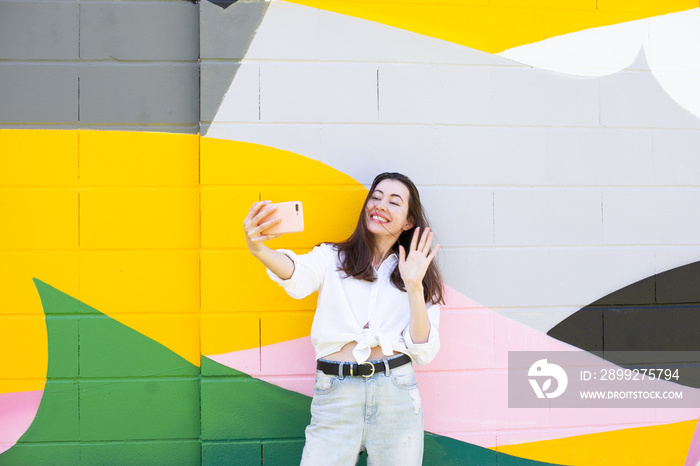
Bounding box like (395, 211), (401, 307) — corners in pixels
(365, 178), (413, 240)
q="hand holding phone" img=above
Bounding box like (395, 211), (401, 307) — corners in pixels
(258, 201), (304, 235)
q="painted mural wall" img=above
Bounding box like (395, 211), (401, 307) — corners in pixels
(2, 0), (700, 464)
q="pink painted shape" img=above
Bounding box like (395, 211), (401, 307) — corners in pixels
(208, 336), (317, 396)
(686, 416), (700, 466)
(0, 390), (43, 454)
(207, 285), (700, 448)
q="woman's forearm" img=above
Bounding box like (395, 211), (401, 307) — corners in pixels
(407, 284), (430, 343)
(252, 245), (295, 280)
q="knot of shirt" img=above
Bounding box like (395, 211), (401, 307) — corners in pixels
(352, 328), (394, 364)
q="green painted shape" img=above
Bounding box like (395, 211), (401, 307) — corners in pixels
(80, 441), (201, 465)
(79, 378), (201, 441)
(261, 439), (305, 465)
(201, 441), (262, 465)
(200, 356), (312, 441)
(0, 279), (564, 465)
(422, 433), (563, 466)
(79, 314), (199, 378)
(0, 279), (201, 465)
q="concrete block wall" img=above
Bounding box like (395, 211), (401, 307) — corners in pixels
(2, 0), (700, 464)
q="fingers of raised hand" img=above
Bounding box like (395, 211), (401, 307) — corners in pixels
(410, 227), (420, 251)
(245, 200), (274, 220)
(248, 216), (281, 241)
(427, 243), (440, 262)
(253, 232), (282, 243)
(417, 228), (433, 253)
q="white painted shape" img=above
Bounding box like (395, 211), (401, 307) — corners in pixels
(434, 127), (550, 186)
(655, 246), (700, 275)
(603, 189), (700, 245)
(496, 307), (581, 336)
(319, 124), (437, 184)
(250, 1), (514, 66)
(205, 123), (323, 160)
(646, 8), (700, 74)
(419, 187), (494, 247)
(545, 128), (654, 186)
(445, 246), (656, 311)
(545, 247), (656, 311)
(260, 62), (378, 122)
(497, 8), (700, 120)
(210, 62), (260, 122)
(246, 0), (321, 60)
(209, 1), (700, 333)
(652, 130), (700, 186)
(649, 70), (700, 122)
(494, 189), (602, 246)
(378, 64), (492, 124)
(498, 18), (648, 77)
(491, 66), (600, 127)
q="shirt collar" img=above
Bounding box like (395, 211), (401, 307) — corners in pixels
(376, 253), (398, 273)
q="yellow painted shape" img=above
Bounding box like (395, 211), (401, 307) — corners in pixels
(200, 138), (356, 186)
(0, 315), (48, 392)
(0, 130), (78, 186)
(0, 252), (79, 392)
(282, 0), (697, 53)
(78, 250), (199, 314)
(200, 137), (366, 355)
(1, 129), (367, 386)
(261, 311), (315, 347)
(202, 185), (366, 250)
(202, 312), (262, 357)
(104, 312), (201, 367)
(201, 311), (315, 356)
(0, 189), (79, 249)
(78, 250), (201, 365)
(494, 420), (698, 465)
(79, 187), (200, 249)
(201, 186), (262, 248)
(201, 250), (318, 314)
(80, 131), (199, 186)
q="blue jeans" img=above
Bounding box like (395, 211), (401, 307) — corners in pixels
(300, 356), (424, 465)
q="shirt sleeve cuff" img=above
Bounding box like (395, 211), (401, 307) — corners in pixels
(266, 249), (298, 285)
(403, 324), (440, 365)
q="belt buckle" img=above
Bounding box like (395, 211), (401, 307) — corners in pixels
(361, 361), (375, 378)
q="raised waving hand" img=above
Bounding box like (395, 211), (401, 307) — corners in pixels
(398, 227), (439, 291)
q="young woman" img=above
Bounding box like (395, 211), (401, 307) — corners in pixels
(243, 172), (444, 465)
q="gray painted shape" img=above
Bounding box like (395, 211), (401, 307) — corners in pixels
(0, 2), (79, 60)
(0, 0), (268, 133)
(0, 64), (78, 124)
(80, 2), (199, 60)
(0, 1), (199, 133)
(201, 62), (243, 124)
(79, 63), (200, 126)
(200, 0), (268, 128)
(200, 0), (268, 60)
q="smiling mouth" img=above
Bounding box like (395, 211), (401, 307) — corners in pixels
(370, 214), (389, 223)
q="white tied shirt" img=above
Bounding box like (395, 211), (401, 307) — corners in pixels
(267, 243), (440, 365)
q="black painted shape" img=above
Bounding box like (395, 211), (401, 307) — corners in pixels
(548, 261), (700, 388)
(206, 0), (239, 9)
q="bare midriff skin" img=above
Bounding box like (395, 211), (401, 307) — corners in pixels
(324, 341), (399, 362)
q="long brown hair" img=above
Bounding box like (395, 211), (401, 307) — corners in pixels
(331, 172), (445, 305)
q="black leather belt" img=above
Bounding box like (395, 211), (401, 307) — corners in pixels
(316, 354), (411, 378)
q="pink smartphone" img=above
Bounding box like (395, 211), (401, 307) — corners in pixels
(260, 201), (304, 235)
